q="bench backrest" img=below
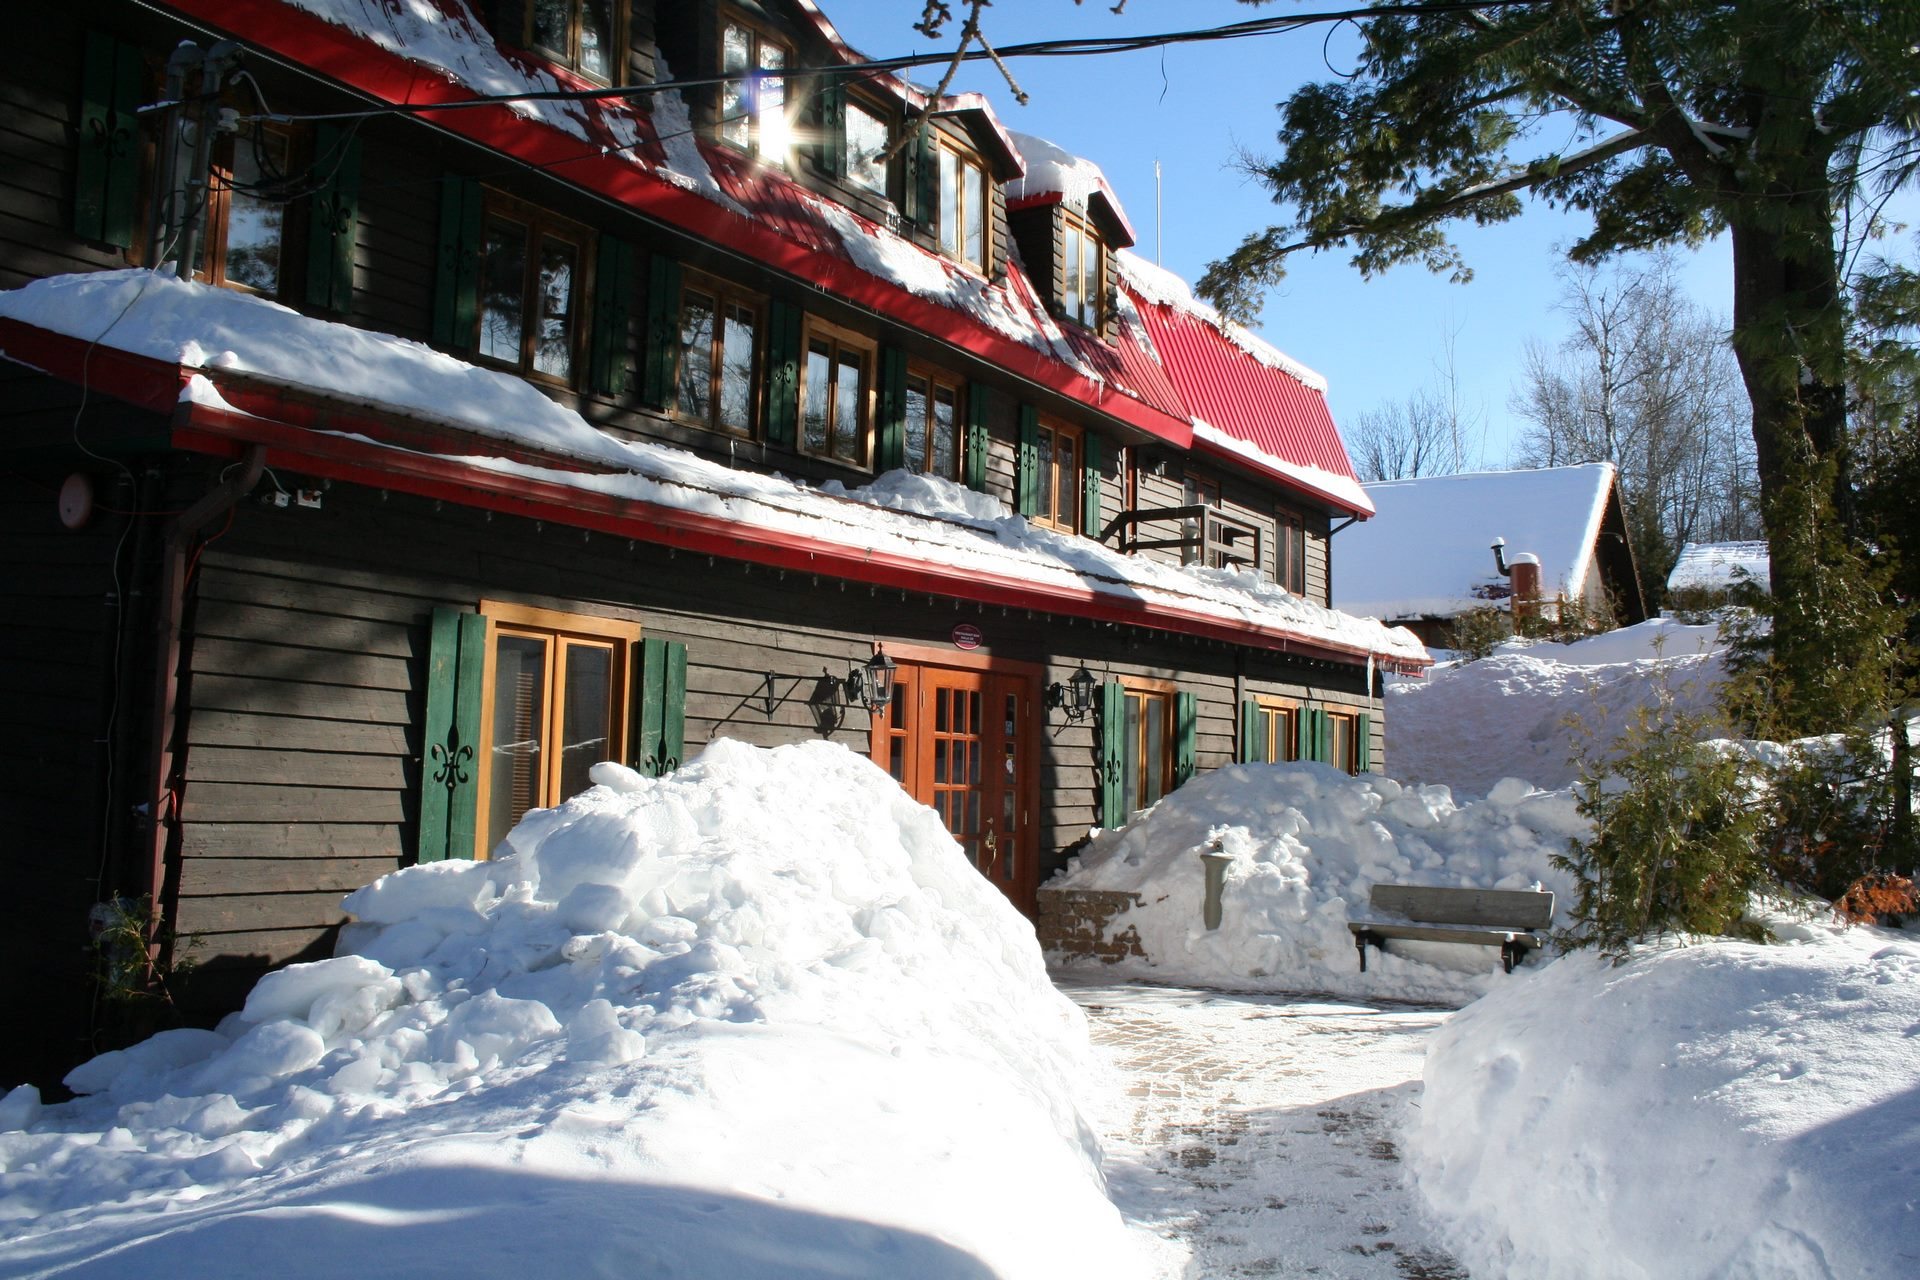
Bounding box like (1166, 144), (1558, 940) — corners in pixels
(1369, 884), (1555, 929)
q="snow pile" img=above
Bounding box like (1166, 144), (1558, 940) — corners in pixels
(1387, 618), (1726, 797)
(1007, 132), (1131, 230)
(0, 740), (1144, 1280)
(1408, 925), (1920, 1278)
(1053, 763), (1584, 1005)
(0, 269), (1425, 663)
(1668, 539), (1772, 594)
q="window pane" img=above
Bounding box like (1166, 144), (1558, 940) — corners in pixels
(559, 642), (612, 804)
(489, 634), (548, 852)
(533, 235), (577, 379)
(939, 149), (959, 256)
(758, 44), (788, 164)
(719, 302), (757, 433)
(225, 132), (288, 293)
(1122, 694), (1141, 815)
(932, 385), (957, 479)
(1063, 225), (1082, 325)
(531, 0), (569, 56)
(579, 0), (615, 81)
(904, 376), (929, 473)
(803, 341), (833, 455)
(1142, 696), (1166, 807)
(847, 101), (889, 195)
(833, 348), (864, 463)
(962, 161), (983, 266)
(677, 290), (716, 422)
(720, 25), (751, 148)
(1054, 433), (1077, 529)
(479, 217), (528, 365)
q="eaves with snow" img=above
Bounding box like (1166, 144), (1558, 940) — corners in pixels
(0, 270), (1428, 667)
(1667, 540), (1771, 594)
(1334, 463), (1624, 622)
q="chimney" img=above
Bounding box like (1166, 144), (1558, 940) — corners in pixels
(1509, 552), (1542, 622)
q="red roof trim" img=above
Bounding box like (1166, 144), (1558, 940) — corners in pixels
(158, 0), (1189, 448)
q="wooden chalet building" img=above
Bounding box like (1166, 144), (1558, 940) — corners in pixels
(0, 0), (1428, 1087)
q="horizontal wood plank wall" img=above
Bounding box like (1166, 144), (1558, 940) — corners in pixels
(1307, 509), (1332, 606)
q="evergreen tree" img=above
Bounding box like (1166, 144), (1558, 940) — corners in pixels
(1201, 0), (1920, 727)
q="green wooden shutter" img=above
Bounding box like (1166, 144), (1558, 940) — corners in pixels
(1098, 680), (1127, 829)
(75, 31), (143, 249)
(431, 176), (482, 350)
(764, 298), (803, 448)
(815, 76), (847, 178)
(640, 251), (683, 410)
(1355, 711), (1372, 774)
(904, 117), (937, 228)
(1015, 404), (1040, 517)
(875, 345), (908, 470)
(1173, 690), (1198, 788)
(1081, 433), (1104, 537)
(419, 607), (488, 863)
(304, 123), (361, 313)
(1315, 707), (1332, 764)
(1295, 704), (1314, 763)
(590, 233), (636, 398)
(633, 636), (689, 778)
(963, 381), (990, 491)
(1238, 698), (1265, 764)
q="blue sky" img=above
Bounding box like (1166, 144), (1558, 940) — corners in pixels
(816, 0), (1914, 466)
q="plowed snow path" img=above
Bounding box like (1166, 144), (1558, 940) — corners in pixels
(1063, 981), (1469, 1279)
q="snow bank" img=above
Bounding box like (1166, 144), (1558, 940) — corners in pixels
(1387, 619), (1726, 797)
(0, 741), (1145, 1280)
(1053, 763), (1584, 1005)
(1408, 926), (1920, 1278)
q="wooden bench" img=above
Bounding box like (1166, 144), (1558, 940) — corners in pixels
(1349, 884), (1555, 974)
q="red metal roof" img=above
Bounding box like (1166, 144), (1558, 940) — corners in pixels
(1126, 286), (1364, 511)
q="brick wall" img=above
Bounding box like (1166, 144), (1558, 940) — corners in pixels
(1037, 887), (1147, 964)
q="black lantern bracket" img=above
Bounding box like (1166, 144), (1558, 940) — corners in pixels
(1046, 663), (1098, 723)
(844, 648), (898, 715)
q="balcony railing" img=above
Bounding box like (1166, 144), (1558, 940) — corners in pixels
(1099, 504), (1262, 572)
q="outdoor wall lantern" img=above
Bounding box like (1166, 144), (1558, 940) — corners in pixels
(845, 649), (898, 715)
(1046, 664), (1099, 722)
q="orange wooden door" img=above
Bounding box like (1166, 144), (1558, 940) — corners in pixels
(873, 662), (1038, 914)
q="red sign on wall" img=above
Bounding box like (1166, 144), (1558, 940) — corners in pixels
(951, 623), (983, 650)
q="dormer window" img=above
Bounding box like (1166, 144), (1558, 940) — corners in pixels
(1062, 210), (1104, 329)
(720, 20), (791, 165)
(529, 0), (621, 84)
(938, 141), (989, 271)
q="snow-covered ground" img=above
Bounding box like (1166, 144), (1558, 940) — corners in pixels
(0, 741), (1146, 1279)
(1386, 618), (1726, 797)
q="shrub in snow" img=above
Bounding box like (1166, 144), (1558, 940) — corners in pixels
(1053, 761), (1583, 1005)
(1407, 926), (1920, 1279)
(0, 740), (1141, 1280)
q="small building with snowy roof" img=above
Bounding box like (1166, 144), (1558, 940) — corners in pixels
(1334, 463), (1646, 646)
(0, 0), (1422, 1086)
(1666, 541), (1771, 598)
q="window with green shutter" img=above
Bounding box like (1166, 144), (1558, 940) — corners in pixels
(632, 635), (689, 778)
(431, 176), (482, 352)
(641, 251), (684, 410)
(762, 297), (803, 448)
(304, 123), (361, 313)
(1355, 711), (1372, 773)
(1081, 434), (1104, 537)
(75, 30), (144, 249)
(1101, 680), (1179, 827)
(418, 607), (488, 864)
(963, 381), (991, 492)
(874, 345), (908, 471)
(589, 233), (635, 398)
(1173, 690), (1198, 789)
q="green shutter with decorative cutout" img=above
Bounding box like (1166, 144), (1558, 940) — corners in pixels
(815, 75), (847, 179)
(304, 123), (362, 313)
(1173, 691), (1198, 788)
(1294, 704), (1314, 763)
(875, 345), (907, 470)
(1315, 707), (1333, 764)
(1355, 711), (1372, 773)
(632, 637), (689, 778)
(903, 116), (937, 228)
(590, 233), (635, 398)
(1015, 404), (1040, 517)
(963, 381), (990, 491)
(431, 176), (482, 351)
(1098, 680), (1128, 829)
(75, 31), (144, 249)
(640, 251), (682, 409)
(419, 607), (488, 863)
(763, 298), (803, 448)
(1081, 434), (1104, 537)
(1238, 698), (1265, 764)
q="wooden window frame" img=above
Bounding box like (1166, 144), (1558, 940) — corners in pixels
(798, 317), (876, 468)
(718, 14), (792, 164)
(1277, 508), (1307, 594)
(473, 191), (592, 387)
(1253, 695), (1299, 764)
(525, 0), (626, 86)
(1325, 708), (1360, 774)
(474, 601), (644, 859)
(904, 363), (965, 480)
(674, 271), (764, 437)
(1120, 678), (1177, 813)
(1061, 208), (1105, 330)
(1181, 474), (1221, 567)
(937, 139), (990, 272)
(1032, 417), (1083, 535)
(200, 124), (296, 297)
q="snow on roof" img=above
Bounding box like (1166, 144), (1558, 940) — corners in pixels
(1667, 540), (1771, 593)
(1005, 132), (1137, 245)
(1334, 464), (1619, 621)
(0, 270), (1427, 663)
